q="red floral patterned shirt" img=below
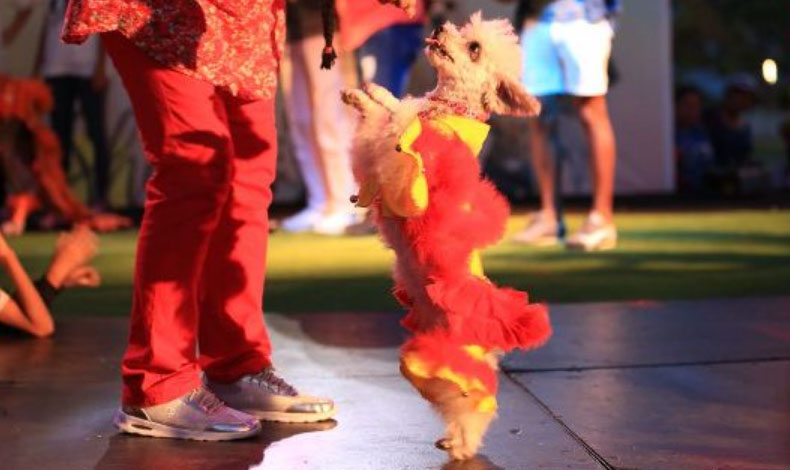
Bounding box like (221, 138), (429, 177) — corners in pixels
(62, 0), (286, 101)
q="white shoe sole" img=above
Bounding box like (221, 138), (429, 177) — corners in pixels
(113, 410), (260, 441)
(244, 407), (337, 423)
(565, 237), (617, 252)
(512, 234), (560, 247)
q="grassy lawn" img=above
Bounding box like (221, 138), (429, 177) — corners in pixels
(4, 209), (789, 316)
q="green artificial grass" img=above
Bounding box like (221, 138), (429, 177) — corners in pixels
(4, 209), (789, 316)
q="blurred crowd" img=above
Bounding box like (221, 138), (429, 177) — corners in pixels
(675, 76), (789, 195)
(0, 0), (785, 244)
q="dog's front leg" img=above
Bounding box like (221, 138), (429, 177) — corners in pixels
(361, 82), (400, 113)
(340, 88), (390, 122)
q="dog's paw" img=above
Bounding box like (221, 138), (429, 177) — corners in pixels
(340, 89), (363, 107)
(361, 82), (399, 111)
(447, 443), (477, 461)
(435, 438), (452, 450)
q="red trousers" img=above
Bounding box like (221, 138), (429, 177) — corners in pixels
(104, 33), (275, 407)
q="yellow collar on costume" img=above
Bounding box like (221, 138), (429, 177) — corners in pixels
(355, 115), (490, 218)
(400, 114), (491, 159)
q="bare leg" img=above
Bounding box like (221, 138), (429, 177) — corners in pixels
(526, 119), (556, 218)
(575, 95), (616, 222)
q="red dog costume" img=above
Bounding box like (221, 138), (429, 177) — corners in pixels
(359, 114), (552, 413)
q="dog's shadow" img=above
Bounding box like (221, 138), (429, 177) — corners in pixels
(442, 455), (504, 470)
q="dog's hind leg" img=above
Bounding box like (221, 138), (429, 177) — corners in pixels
(450, 410), (496, 460)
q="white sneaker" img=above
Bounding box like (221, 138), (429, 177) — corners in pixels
(565, 212), (617, 251)
(312, 211), (357, 236)
(513, 212), (560, 246)
(207, 368), (336, 423)
(114, 387), (260, 441)
(280, 207), (323, 233)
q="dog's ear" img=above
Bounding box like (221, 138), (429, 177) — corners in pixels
(486, 75), (541, 117)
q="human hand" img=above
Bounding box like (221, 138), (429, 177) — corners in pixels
(378, 0), (417, 17)
(62, 265), (101, 288)
(46, 226), (99, 288)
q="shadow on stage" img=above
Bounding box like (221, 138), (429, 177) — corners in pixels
(92, 420), (337, 470)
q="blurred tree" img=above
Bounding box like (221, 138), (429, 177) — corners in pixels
(673, 0), (788, 82)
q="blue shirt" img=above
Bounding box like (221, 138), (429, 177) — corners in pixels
(540, 0), (620, 23)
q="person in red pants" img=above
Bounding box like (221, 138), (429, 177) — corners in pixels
(60, 0), (350, 441)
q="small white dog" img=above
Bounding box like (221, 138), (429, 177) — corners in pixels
(342, 12), (549, 461)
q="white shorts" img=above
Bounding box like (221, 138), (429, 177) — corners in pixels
(521, 19), (613, 97)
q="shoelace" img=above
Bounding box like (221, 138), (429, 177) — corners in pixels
(189, 388), (226, 414)
(250, 368), (298, 396)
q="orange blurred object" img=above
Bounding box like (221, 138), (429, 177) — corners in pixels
(336, 0), (426, 50)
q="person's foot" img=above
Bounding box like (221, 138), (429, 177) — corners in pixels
(207, 368), (336, 423)
(280, 207), (323, 233)
(565, 212), (617, 251)
(312, 211), (357, 236)
(113, 387), (260, 441)
(512, 212), (560, 246)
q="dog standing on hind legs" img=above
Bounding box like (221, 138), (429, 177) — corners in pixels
(342, 13), (552, 460)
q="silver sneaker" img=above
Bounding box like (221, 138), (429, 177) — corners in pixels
(513, 212), (560, 246)
(565, 212), (617, 251)
(207, 368), (336, 423)
(113, 387), (260, 441)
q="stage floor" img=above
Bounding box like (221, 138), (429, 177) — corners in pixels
(1, 297), (788, 470)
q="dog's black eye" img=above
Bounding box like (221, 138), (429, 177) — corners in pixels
(468, 41), (481, 61)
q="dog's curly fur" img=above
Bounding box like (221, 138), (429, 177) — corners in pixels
(342, 13), (551, 460)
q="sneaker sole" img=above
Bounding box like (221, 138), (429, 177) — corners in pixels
(113, 410), (260, 441)
(512, 235), (561, 247)
(245, 408), (338, 424)
(565, 237), (617, 252)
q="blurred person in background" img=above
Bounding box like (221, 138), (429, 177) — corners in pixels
(0, 226), (100, 337)
(510, 0), (619, 251)
(702, 76), (763, 195)
(279, 0), (357, 235)
(36, 0), (112, 210)
(704, 76), (756, 172)
(781, 119), (790, 187)
(0, 75), (131, 234)
(675, 85), (714, 193)
(1, 0), (37, 71)
(338, 0), (427, 98)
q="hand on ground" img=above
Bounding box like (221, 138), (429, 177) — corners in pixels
(62, 265), (101, 288)
(47, 226), (99, 288)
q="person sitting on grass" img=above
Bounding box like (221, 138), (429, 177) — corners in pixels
(0, 225), (100, 337)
